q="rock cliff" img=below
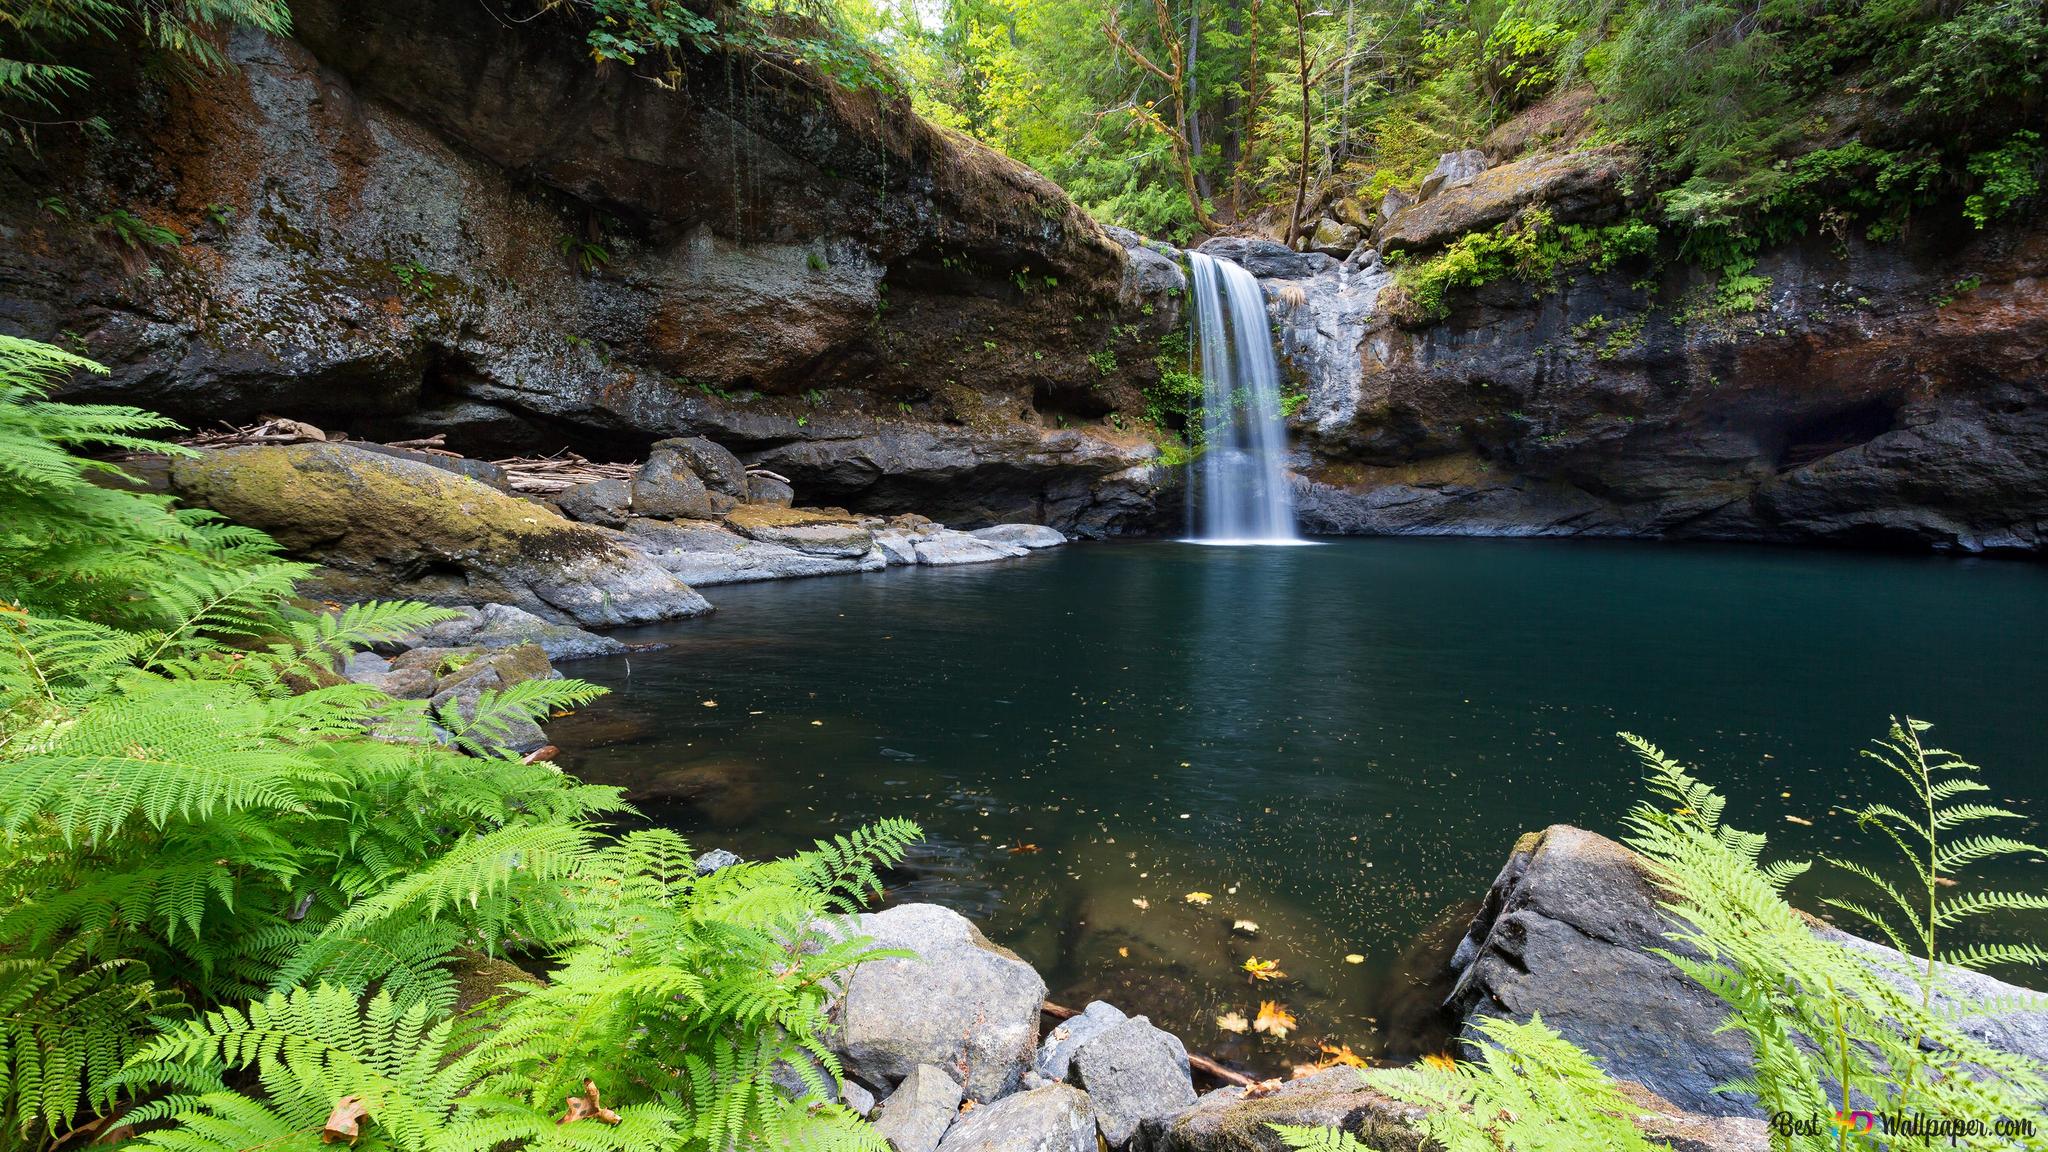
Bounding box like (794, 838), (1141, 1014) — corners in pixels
(0, 0), (1178, 535)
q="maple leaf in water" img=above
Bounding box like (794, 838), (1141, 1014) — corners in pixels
(1216, 1010), (1249, 1033)
(1242, 956), (1285, 982)
(1253, 1001), (1296, 1038)
(1317, 1042), (1367, 1069)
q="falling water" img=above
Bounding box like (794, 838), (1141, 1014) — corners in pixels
(1184, 251), (1302, 544)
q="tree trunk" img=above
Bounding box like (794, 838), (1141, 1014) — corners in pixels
(1234, 0), (1263, 218)
(1339, 0), (1354, 163)
(1287, 0), (1312, 249)
(1187, 1), (1211, 202)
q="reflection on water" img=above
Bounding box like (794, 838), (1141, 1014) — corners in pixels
(553, 538), (2048, 1074)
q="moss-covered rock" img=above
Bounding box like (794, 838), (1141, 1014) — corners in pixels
(171, 443), (710, 627)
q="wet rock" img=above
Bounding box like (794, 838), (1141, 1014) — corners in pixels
(970, 523), (1066, 550)
(1131, 1068), (1427, 1152)
(746, 473), (796, 507)
(1416, 149), (1490, 202)
(1380, 148), (1630, 253)
(1070, 1016), (1198, 1147)
(1110, 227), (1190, 299)
(1035, 1001), (1128, 1083)
(1446, 825), (2048, 1118)
(556, 478), (632, 527)
(693, 848), (742, 875)
(914, 531), (1028, 566)
(836, 904), (1047, 1102)
(722, 504), (876, 558)
(633, 445), (720, 521)
(934, 1083), (1098, 1152)
(171, 444), (710, 628)
(872, 1064), (964, 1152)
(628, 519), (879, 584)
(1193, 238), (1336, 281)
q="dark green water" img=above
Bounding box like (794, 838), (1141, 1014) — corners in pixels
(553, 538), (2048, 1073)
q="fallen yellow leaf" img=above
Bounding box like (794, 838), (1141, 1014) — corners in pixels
(1785, 815), (1813, 826)
(1253, 1001), (1296, 1038)
(1243, 956), (1285, 982)
(1318, 1042), (1367, 1069)
(1131, 898), (1150, 910)
(1184, 891), (1213, 905)
(1422, 1052), (1459, 1073)
(1344, 953), (1365, 964)
(1216, 1011), (1249, 1033)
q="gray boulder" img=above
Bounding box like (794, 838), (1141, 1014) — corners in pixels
(556, 477), (632, 527)
(632, 445), (719, 520)
(1035, 1001), (1127, 1083)
(627, 520), (881, 584)
(934, 1083), (1098, 1152)
(1447, 825), (2048, 1119)
(661, 436), (749, 497)
(970, 523), (1066, 550)
(693, 848), (742, 875)
(914, 531), (1029, 567)
(1193, 237), (1337, 281)
(874, 529), (923, 566)
(465, 603), (630, 661)
(843, 1079), (878, 1119)
(1378, 187), (1414, 223)
(746, 473), (796, 507)
(873, 1064), (965, 1152)
(836, 904), (1047, 1102)
(1070, 1016), (1198, 1147)
(1307, 219), (1363, 257)
(1417, 149), (1490, 201)
(724, 504), (876, 558)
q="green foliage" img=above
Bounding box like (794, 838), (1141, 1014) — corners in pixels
(1395, 210), (1658, 321)
(559, 234), (613, 274)
(389, 259), (438, 297)
(548, 0), (898, 94)
(93, 208), (179, 249)
(1964, 131), (2044, 229)
(0, 334), (924, 1150)
(1087, 348), (1119, 376)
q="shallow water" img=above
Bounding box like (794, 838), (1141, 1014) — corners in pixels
(554, 537), (2048, 1074)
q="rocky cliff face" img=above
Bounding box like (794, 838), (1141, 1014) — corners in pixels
(1253, 147), (2048, 554)
(0, 0), (1180, 535)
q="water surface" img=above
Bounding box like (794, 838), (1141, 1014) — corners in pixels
(554, 538), (2048, 1073)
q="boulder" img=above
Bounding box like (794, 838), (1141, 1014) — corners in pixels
(627, 520), (882, 584)
(556, 477), (632, 527)
(913, 531), (1029, 567)
(465, 603), (630, 661)
(1110, 226), (1190, 298)
(693, 848), (742, 875)
(1378, 188), (1414, 223)
(836, 904), (1047, 1102)
(1416, 149), (1490, 202)
(1035, 1001), (1128, 1083)
(659, 436), (750, 497)
(971, 523), (1067, 550)
(426, 644), (557, 754)
(723, 504), (876, 558)
(874, 529), (922, 567)
(746, 473), (796, 507)
(843, 1079), (878, 1119)
(1332, 196), (1373, 229)
(1307, 219), (1362, 258)
(1379, 148), (1630, 253)
(1193, 238), (1337, 281)
(872, 1065), (965, 1152)
(934, 1083), (1098, 1152)
(1069, 1016), (1198, 1147)
(1447, 825), (2048, 1118)
(170, 444), (710, 628)
(1131, 1068), (1427, 1152)
(632, 445), (720, 520)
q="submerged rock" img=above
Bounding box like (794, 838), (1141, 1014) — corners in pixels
(933, 1083), (1098, 1152)
(873, 1064), (965, 1152)
(171, 444), (710, 627)
(835, 904), (1048, 1102)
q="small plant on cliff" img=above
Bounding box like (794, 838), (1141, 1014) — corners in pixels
(559, 234), (612, 275)
(389, 258), (438, 297)
(93, 208), (180, 250)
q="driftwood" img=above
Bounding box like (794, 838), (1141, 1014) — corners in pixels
(489, 450), (637, 496)
(178, 417), (336, 447)
(1041, 1000), (1256, 1087)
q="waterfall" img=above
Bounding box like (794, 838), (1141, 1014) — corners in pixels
(1184, 251), (1301, 544)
